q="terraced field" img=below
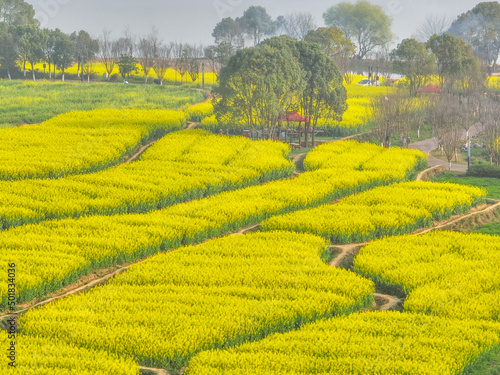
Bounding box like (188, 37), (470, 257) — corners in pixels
(2, 81), (500, 375)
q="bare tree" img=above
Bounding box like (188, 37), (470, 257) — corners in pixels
(172, 42), (191, 84)
(481, 97), (500, 165)
(99, 30), (118, 80)
(411, 96), (433, 139)
(277, 12), (317, 40)
(112, 27), (135, 62)
(137, 28), (158, 83)
(187, 44), (204, 83)
(431, 94), (464, 169)
(416, 15), (451, 42)
(83, 61), (96, 83)
(153, 42), (172, 85)
(371, 95), (400, 148)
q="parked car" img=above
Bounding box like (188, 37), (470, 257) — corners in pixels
(356, 78), (379, 86)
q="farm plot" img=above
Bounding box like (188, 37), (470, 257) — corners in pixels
(0, 129), (293, 229)
(0, 108), (187, 180)
(262, 181), (486, 243)
(0, 141), (426, 308)
(0, 331), (139, 375)
(18, 231), (374, 372)
(354, 231), (500, 321)
(187, 311), (500, 375)
(0, 80), (204, 126)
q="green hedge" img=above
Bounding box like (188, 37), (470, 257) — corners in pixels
(466, 164), (500, 178)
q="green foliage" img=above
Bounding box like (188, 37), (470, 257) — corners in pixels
(236, 6), (276, 46)
(428, 33), (483, 91)
(467, 164), (500, 179)
(71, 29), (99, 72)
(433, 173), (500, 200)
(0, 23), (17, 75)
(448, 1), (500, 67)
(0, 0), (37, 25)
(117, 54), (138, 79)
(214, 38), (304, 134)
(52, 28), (75, 77)
(15, 23), (45, 78)
(214, 36), (346, 140)
(212, 17), (244, 48)
(390, 38), (436, 96)
(305, 26), (356, 82)
(323, 0), (393, 59)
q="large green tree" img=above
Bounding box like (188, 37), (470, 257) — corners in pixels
(71, 30), (99, 80)
(212, 17), (244, 49)
(297, 40), (346, 147)
(16, 24), (46, 81)
(236, 6), (276, 46)
(42, 28), (57, 78)
(215, 36), (346, 146)
(323, 0), (393, 59)
(0, 23), (17, 79)
(305, 27), (356, 82)
(262, 36), (346, 147)
(428, 33), (482, 91)
(214, 40), (304, 138)
(448, 1), (500, 72)
(52, 29), (75, 81)
(0, 0), (36, 25)
(391, 38), (436, 96)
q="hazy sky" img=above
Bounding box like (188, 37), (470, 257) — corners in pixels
(25, 0), (488, 47)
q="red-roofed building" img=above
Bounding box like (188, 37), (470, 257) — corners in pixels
(417, 84), (443, 93)
(281, 111), (309, 122)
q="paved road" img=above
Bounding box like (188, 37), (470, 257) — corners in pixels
(409, 124), (481, 174)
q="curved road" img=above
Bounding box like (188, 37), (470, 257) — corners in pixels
(409, 124), (481, 173)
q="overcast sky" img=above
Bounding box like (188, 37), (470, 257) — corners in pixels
(25, 0), (488, 47)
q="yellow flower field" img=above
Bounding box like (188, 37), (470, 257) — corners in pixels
(354, 231), (500, 321)
(0, 129), (293, 229)
(0, 108), (186, 180)
(187, 311), (500, 375)
(0, 81), (204, 127)
(0, 140), (425, 308)
(0, 331), (139, 375)
(24, 61), (217, 85)
(18, 231), (374, 371)
(262, 181), (486, 243)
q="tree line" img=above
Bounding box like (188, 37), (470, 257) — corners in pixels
(0, 1), (204, 83)
(1, 0), (499, 86)
(210, 1), (500, 87)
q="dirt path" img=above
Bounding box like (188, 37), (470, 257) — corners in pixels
(0, 221), (266, 321)
(139, 366), (171, 375)
(328, 244), (367, 268)
(373, 293), (402, 311)
(415, 165), (446, 181)
(185, 121), (200, 129)
(414, 200), (500, 234)
(289, 153), (307, 171)
(0, 264), (131, 322)
(121, 140), (158, 164)
(326, 200), (500, 271)
(10, 176), (495, 322)
(233, 224), (260, 236)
